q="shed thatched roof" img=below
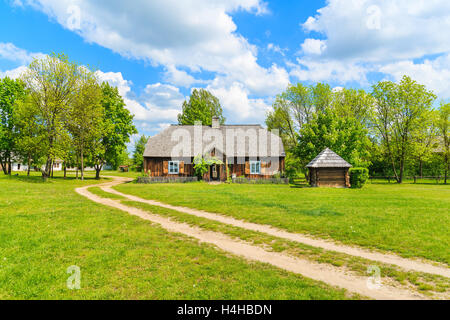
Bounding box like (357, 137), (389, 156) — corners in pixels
(143, 124), (285, 158)
(306, 148), (352, 168)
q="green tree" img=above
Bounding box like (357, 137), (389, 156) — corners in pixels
(371, 76), (436, 183)
(266, 97), (297, 149)
(410, 110), (439, 177)
(60, 143), (78, 179)
(266, 83), (334, 150)
(312, 82), (333, 112)
(133, 135), (148, 172)
(21, 53), (80, 180)
(332, 88), (375, 127)
(294, 108), (372, 171)
(193, 155), (210, 179)
(284, 152), (304, 179)
(116, 147), (132, 168)
(437, 102), (450, 184)
(0, 77), (26, 175)
(67, 69), (103, 181)
(177, 89), (225, 125)
(90, 82), (137, 179)
(283, 83), (315, 126)
(14, 96), (46, 176)
(193, 154), (223, 180)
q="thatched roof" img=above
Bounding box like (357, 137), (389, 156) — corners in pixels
(143, 124), (285, 158)
(306, 148), (352, 168)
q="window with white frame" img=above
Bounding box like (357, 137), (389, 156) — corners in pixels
(250, 160), (261, 174)
(168, 161), (179, 174)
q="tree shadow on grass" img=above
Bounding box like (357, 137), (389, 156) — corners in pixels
(369, 180), (449, 186)
(289, 184), (311, 189)
(300, 207), (343, 217)
(5, 174), (106, 184)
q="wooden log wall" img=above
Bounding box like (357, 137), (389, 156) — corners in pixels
(144, 156), (285, 181)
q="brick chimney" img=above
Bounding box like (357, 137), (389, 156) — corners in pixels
(212, 116), (220, 129)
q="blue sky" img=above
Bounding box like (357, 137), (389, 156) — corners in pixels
(1, 0), (450, 143)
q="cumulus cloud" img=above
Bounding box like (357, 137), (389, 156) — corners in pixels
(163, 65), (201, 88)
(208, 82), (272, 123)
(301, 0), (450, 62)
(380, 54), (450, 98)
(0, 40), (182, 136)
(292, 0), (450, 98)
(0, 42), (45, 66)
(290, 58), (368, 84)
(0, 66), (28, 79)
(0, 43), (46, 80)
(267, 43), (287, 56)
(96, 70), (184, 123)
(17, 0), (285, 95)
(300, 39), (327, 55)
(13, 0), (289, 128)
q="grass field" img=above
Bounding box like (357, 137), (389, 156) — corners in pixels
(115, 180), (450, 265)
(0, 173), (353, 299)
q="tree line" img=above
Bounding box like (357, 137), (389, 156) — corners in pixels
(2, 53), (448, 184)
(166, 80), (449, 184)
(0, 53), (137, 180)
(266, 76), (450, 184)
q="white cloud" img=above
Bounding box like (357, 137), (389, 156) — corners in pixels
(0, 41), (183, 135)
(96, 71), (184, 122)
(290, 58), (368, 84)
(208, 82), (271, 123)
(0, 42), (45, 65)
(380, 54), (450, 98)
(141, 83), (185, 122)
(16, 0), (288, 126)
(301, 0), (450, 62)
(0, 66), (28, 79)
(300, 39), (327, 55)
(18, 0), (284, 95)
(292, 0), (450, 98)
(163, 65), (200, 88)
(267, 43), (287, 56)
(0, 43), (46, 80)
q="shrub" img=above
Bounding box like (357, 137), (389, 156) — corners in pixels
(193, 156), (209, 179)
(349, 168), (369, 188)
(226, 165), (232, 183)
(193, 154), (223, 180)
(138, 171), (150, 178)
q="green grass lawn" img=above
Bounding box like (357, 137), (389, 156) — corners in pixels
(0, 173), (353, 300)
(115, 181), (450, 265)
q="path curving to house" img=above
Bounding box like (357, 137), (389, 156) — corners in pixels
(74, 177), (440, 300)
(101, 178), (450, 279)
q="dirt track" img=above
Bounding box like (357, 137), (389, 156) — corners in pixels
(101, 178), (450, 279)
(74, 176), (450, 300)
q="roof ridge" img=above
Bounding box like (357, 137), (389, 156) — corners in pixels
(306, 148), (352, 168)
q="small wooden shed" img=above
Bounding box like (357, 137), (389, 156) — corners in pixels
(119, 165), (129, 172)
(306, 148), (352, 188)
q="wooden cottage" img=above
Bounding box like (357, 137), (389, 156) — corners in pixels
(306, 148), (352, 188)
(143, 117), (285, 182)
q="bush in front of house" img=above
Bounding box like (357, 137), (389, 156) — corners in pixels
(137, 176), (198, 183)
(349, 168), (369, 188)
(232, 177), (289, 184)
(193, 154), (223, 180)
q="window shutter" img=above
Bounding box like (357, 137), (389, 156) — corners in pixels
(179, 161), (184, 174)
(261, 161), (266, 175)
(163, 161), (168, 174)
(245, 161), (250, 175)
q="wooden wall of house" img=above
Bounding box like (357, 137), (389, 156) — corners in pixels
(144, 157), (194, 177)
(228, 157), (285, 180)
(309, 167), (350, 188)
(144, 156), (285, 181)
